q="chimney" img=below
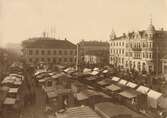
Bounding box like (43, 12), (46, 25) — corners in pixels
(161, 28), (164, 31)
(43, 32), (46, 38)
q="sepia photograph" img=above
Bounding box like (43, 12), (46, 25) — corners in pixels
(0, 0), (167, 118)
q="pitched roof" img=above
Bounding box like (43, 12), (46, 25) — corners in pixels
(22, 37), (76, 49)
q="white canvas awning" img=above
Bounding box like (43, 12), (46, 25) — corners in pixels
(83, 68), (92, 74)
(76, 92), (89, 101)
(136, 85), (150, 94)
(102, 70), (108, 73)
(126, 82), (138, 88)
(8, 88), (19, 93)
(111, 76), (120, 82)
(147, 89), (162, 108)
(118, 90), (139, 99)
(105, 84), (121, 92)
(118, 79), (128, 85)
(93, 67), (99, 71)
(3, 98), (16, 105)
(90, 71), (99, 75)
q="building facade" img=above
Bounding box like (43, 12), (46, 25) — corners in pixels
(22, 36), (76, 65)
(109, 22), (167, 74)
(78, 40), (109, 65)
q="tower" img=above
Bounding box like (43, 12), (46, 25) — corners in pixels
(110, 29), (116, 40)
(147, 16), (155, 38)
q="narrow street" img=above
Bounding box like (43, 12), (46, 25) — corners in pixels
(20, 86), (47, 118)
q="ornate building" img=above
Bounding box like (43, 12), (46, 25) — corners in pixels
(22, 35), (76, 65)
(109, 21), (167, 74)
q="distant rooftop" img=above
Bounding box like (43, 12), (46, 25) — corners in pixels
(79, 40), (109, 46)
(22, 37), (76, 49)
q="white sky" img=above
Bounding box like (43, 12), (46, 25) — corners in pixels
(0, 0), (167, 46)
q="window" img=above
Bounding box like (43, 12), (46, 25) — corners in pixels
(122, 42), (124, 46)
(119, 49), (121, 54)
(53, 58), (56, 63)
(146, 53), (148, 58)
(150, 42), (152, 48)
(41, 50), (45, 55)
(59, 50), (62, 55)
(122, 49), (124, 54)
(47, 50), (51, 55)
(36, 50), (39, 55)
(70, 50), (73, 55)
(143, 42), (145, 47)
(70, 58), (73, 62)
(59, 58), (62, 62)
(54, 50), (57, 55)
(41, 58), (44, 61)
(149, 53), (152, 58)
(64, 58), (67, 62)
(47, 58), (50, 62)
(119, 42), (121, 46)
(29, 50), (33, 55)
(64, 50), (67, 55)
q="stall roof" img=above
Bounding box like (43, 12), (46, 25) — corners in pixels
(76, 91), (89, 101)
(97, 79), (110, 86)
(93, 67), (99, 71)
(102, 70), (108, 73)
(118, 89), (140, 99)
(3, 97), (16, 105)
(56, 106), (101, 118)
(1, 79), (15, 84)
(105, 84), (121, 91)
(43, 86), (55, 93)
(38, 77), (51, 83)
(86, 76), (97, 81)
(90, 71), (99, 75)
(34, 70), (47, 76)
(118, 79), (128, 85)
(9, 74), (23, 79)
(126, 82), (138, 88)
(136, 85), (150, 94)
(83, 68), (92, 74)
(95, 102), (146, 118)
(147, 90), (162, 100)
(14, 81), (22, 85)
(8, 88), (19, 93)
(111, 76), (120, 82)
(47, 91), (58, 99)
